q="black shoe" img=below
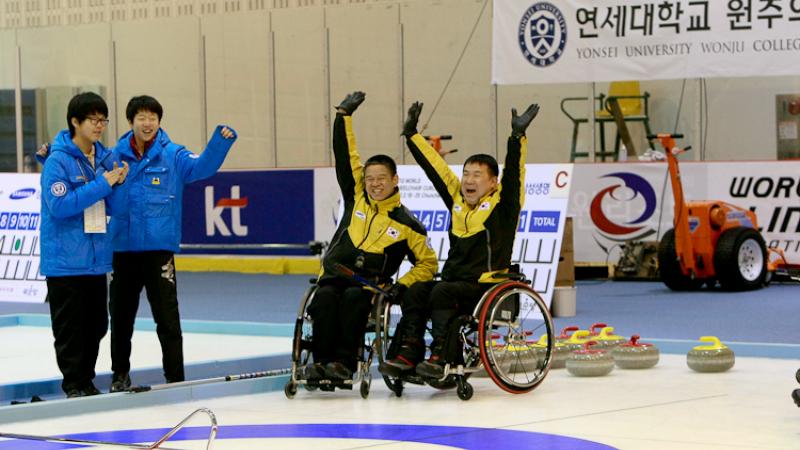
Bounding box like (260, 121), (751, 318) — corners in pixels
(82, 383), (101, 396)
(379, 355), (416, 378)
(324, 361), (353, 380)
(793, 389), (800, 407)
(65, 388), (83, 399)
(110, 373), (131, 393)
(416, 355), (445, 379)
(301, 363), (326, 380)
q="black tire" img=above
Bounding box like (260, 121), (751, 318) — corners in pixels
(477, 282), (554, 394)
(376, 298), (406, 393)
(391, 378), (404, 397)
(658, 228), (703, 291)
(284, 381), (297, 399)
(360, 379), (370, 399)
(714, 227), (767, 291)
(456, 379), (474, 401)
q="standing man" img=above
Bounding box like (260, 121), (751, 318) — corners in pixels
(40, 92), (128, 397)
(379, 101), (539, 379)
(108, 95), (237, 391)
(305, 91), (437, 380)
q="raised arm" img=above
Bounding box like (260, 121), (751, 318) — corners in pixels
(177, 125), (237, 184)
(332, 91), (367, 200)
(499, 104), (539, 210)
(402, 102), (460, 210)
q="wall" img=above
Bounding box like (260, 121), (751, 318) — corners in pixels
(0, 0), (799, 170)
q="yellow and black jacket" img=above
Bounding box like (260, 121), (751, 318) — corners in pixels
(319, 114), (438, 288)
(406, 134), (527, 283)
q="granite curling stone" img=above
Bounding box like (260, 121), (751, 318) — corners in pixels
(686, 336), (735, 373)
(594, 326), (627, 350)
(611, 334), (659, 369)
(566, 341), (614, 377)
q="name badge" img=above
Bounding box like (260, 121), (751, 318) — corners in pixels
(84, 201), (107, 234)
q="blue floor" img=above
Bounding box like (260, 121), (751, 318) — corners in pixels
(1, 273), (797, 343)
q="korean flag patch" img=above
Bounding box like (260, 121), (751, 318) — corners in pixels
(386, 226), (400, 240)
(479, 201), (491, 211)
(50, 182), (67, 197)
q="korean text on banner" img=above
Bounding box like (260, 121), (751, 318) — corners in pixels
(493, 0), (800, 84)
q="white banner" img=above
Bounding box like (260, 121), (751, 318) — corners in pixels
(0, 174), (46, 303)
(315, 164), (573, 305)
(568, 160), (800, 266)
(493, 0), (800, 84)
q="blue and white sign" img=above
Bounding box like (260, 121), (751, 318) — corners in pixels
(0, 174), (45, 303)
(396, 164), (573, 306)
(182, 170), (315, 255)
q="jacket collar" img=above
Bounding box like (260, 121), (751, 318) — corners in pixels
(116, 128), (171, 161)
(366, 188), (401, 213)
(50, 129), (112, 167)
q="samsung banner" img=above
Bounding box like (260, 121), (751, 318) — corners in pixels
(568, 160), (800, 266)
(493, 0), (800, 84)
(0, 174), (46, 303)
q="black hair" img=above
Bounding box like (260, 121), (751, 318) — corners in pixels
(364, 154), (397, 176)
(463, 154), (499, 178)
(125, 95), (164, 123)
(66, 92), (108, 137)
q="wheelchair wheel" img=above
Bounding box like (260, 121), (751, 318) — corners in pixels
(477, 281), (554, 394)
(456, 378), (474, 401)
(289, 285), (318, 390)
(284, 381), (297, 399)
(360, 374), (371, 399)
(376, 296), (405, 393)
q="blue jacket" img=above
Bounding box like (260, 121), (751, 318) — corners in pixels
(110, 125), (237, 253)
(40, 130), (120, 277)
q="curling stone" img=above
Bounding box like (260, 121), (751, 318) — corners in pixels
(556, 326), (580, 344)
(528, 334), (563, 370)
(594, 326), (627, 350)
(562, 329), (592, 351)
(507, 343), (539, 374)
(588, 322), (608, 337)
(686, 336), (735, 373)
(611, 334), (659, 369)
(536, 335), (571, 369)
(474, 335), (513, 377)
(566, 341), (614, 377)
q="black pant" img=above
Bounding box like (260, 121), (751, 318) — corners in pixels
(393, 280), (490, 358)
(307, 280), (373, 372)
(109, 251), (184, 382)
(47, 275), (108, 393)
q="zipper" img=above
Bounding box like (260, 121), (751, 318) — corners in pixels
(356, 203), (378, 249)
(485, 228), (493, 273)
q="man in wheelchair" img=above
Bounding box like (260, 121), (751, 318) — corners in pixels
(379, 101), (540, 380)
(304, 91), (437, 381)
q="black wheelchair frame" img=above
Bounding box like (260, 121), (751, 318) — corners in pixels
(284, 282), (387, 399)
(376, 274), (556, 401)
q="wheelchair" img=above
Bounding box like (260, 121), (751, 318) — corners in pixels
(376, 272), (555, 401)
(284, 280), (387, 399)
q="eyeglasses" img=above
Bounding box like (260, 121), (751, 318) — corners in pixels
(87, 116), (110, 127)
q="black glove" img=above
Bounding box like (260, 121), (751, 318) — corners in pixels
(388, 283), (408, 304)
(511, 103), (540, 138)
(402, 101), (423, 138)
(336, 91), (366, 115)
